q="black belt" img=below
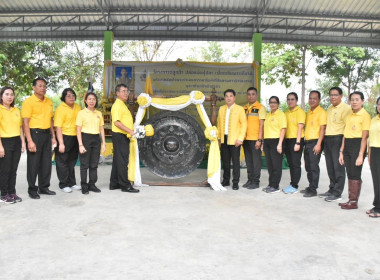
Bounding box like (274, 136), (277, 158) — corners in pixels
(30, 128), (50, 133)
(304, 139), (318, 143)
(325, 135), (343, 138)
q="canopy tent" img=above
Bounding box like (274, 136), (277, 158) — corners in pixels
(0, 0), (379, 48)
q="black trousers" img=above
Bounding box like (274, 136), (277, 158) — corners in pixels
(370, 147), (380, 212)
(79, 133), (100, 187)
(263, 138), (283, 189)
(304, 139), (323, 192)
(343, 138), (364, 180)
(221, 135), (241, 184)
(284, 138), (304, 189)
(27, 129), (52, 193)
(55, 135), (78, 189)
(110, 132), (131, 188)
(0, 137), (21, 196)
(243, 140), (262, 184)
(324, 135), (346, 196)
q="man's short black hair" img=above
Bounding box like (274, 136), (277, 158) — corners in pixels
(247, 87), (258, 94)
(309, 90), (321, 99)
(329, 86), (343, 95)
(224, 89), (236, 96)
(115, 83), (129, 93)
(32, 77), (47, 86)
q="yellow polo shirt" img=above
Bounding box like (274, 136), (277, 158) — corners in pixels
(343, 108), (371, 138)
(76, 108), (104, 134)
(369, 115), (380, 148)
(264, 109), (287, 139)
(325, 102), (351, 136)
(285, 106), (306, 139)
(0, 105), (22, 137)
(305, 105), (327, 140)
(244, 101), (266, 140)
(21, 94), (53, 129)
(111, 98), (133, 137)
(54, 102), (81, 136)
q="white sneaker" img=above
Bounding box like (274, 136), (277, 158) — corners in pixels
(71, 185), (81, 190)
(62, 187), (72, 193)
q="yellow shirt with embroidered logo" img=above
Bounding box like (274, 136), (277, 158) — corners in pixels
(264, 109), (287, 139)
(244, 101), (266, 140)
(54, 102), (81, 136)
(343, 108), (371, 138)
(305, 105), (327, 140)
(21, 94), (53, 129)
(76, 108), (104, 134)
(285, 106), (306, 139)
(111, 98), (133, 137)
(369, 115), (380, 148)
(325, 102), (351, 136)
(0, 105), (22, 137)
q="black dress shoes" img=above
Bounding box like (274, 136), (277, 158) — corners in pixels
(242, 181), (252, 188)
(89, 185), (101, 193)
(82, 185), (89, 195)
(29, 193), (40, 199)
(232, 183), (239, 190)
(38, 188), (56, 195)
(247, 183), (259, 189)
(122, 186), (140, 193)
(221, 180), (230, 187)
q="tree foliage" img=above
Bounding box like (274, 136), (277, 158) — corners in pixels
(0, 41), (65, 105)
(312, 47), (380, 95)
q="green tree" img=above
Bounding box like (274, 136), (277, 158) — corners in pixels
(0, 41), (65, 105)
(262, 44), (312, 109)
(59, 41), (104, 102)
(312, 47), (380, 95)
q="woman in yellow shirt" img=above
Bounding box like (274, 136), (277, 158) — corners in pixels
(367, 97), (380, 218)
(263, 96), (287, 193)
(338, 91), (371, 210)
(283, 92), (306, 194)
(76, 92), (106, 195)
(54, 88), (82, 193)
(0, 87), (25, 204)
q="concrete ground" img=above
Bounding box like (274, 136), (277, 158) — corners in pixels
(0, 153), (379, 280)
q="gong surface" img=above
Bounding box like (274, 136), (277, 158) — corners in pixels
(139, 111), (206, 179)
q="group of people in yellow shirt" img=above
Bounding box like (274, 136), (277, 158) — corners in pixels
(217, 86), (380, 218)
(0, 78), (137, 204)
(1, 79), (380, 218)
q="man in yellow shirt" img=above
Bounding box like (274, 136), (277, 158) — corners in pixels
(22, 77), (57, 199)
(217, 89), (247, 190)
(109, 84), (138, 193)
(322, 87), (352, 202)
(302, 90), (327, 197)
(242, 87), (266, 190)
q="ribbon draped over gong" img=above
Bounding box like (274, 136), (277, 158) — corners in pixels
(129, 91), (226, 191)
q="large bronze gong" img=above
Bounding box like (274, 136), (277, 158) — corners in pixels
(139, 111), (206, 179)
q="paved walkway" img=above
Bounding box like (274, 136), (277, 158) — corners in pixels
(0, 154), (379, 279)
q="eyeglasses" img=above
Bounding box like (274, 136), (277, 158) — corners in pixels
(329, 94), (340, 97)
